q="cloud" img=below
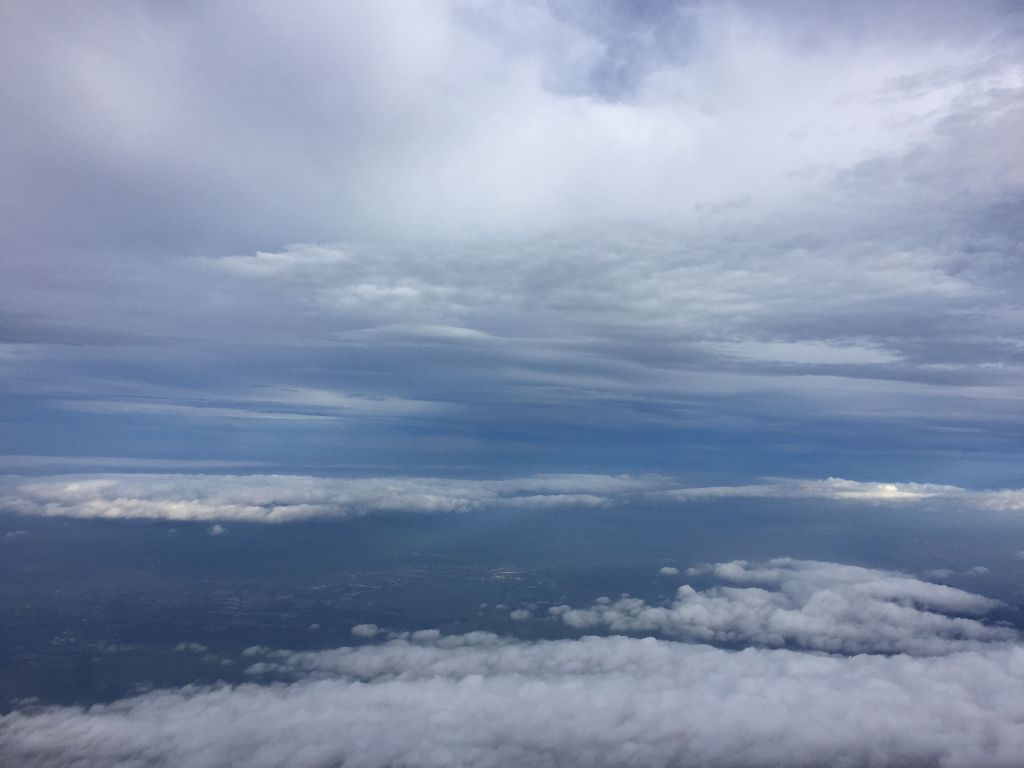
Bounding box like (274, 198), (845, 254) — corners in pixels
(0, 2), (1022, 481)
(174, 642), (209, 654)
(658, 566), (679, 576)
(4, 621), (1024, 766)
(661, 477), (960, 502)
(351, 624), (380, 639)
(0, 472), (665, 523)
(552, 558), (1015, 655)
(659, 477), (1024, 512)
(59, 387), (445, 422)
(0, 455), (275, 471)
(3, 1), (1020, 244)
(2, 473), (1023, 523)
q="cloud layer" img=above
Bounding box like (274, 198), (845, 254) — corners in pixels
(0, 473), (648, 522)
(2, 558), (1023, 768)
(2, 473), (1022, 523)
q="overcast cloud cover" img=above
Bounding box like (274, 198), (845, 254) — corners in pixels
(3, 559), (1024, 768)
(1, 0), (1023, 483)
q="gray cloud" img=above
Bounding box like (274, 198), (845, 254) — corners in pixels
(10, 1), (1017, 244)
(0, 1), (1021, 480)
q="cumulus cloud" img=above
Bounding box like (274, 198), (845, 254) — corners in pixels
(351, 624), (380, 639)
(1, 472), (1022, 523)
(552, 558), (1015, 655)
(658, 566), (679, 576)
(5, 634), (1024, 767)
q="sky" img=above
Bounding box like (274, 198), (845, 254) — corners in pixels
(2, 4), (1024, 764)
(1, 0), (1022, 493)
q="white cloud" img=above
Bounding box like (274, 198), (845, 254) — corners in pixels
(658, 566), (679, 576)
(59, 387), (444, 423)
(351, 624), (380, 639)
(659, 477), (1024, 511)
(552, 558), (1014, 655)
(213, 245), (353, 277)
(0, 473), (664, 523)
(4, 633), (1024, 767)
(2, 473), (1023, 523)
